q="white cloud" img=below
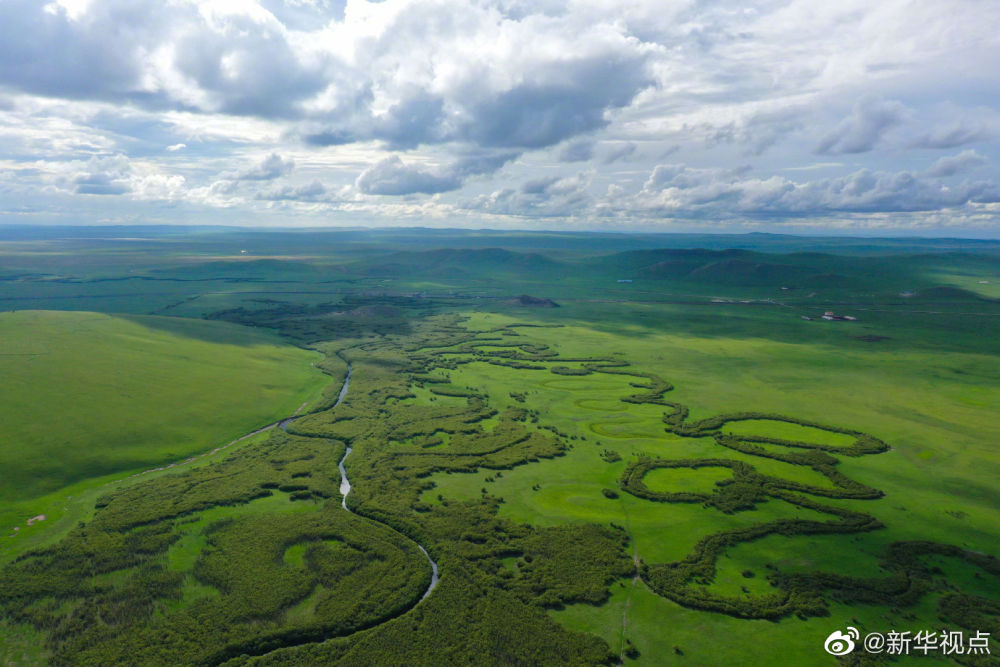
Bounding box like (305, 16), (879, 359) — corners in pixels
(911, 121), (992, 150)
(355, 151), (516, 195)
(925, 150), (988, 178)
(816, 100), (908, 155)
(225, 153), (294, 180)
(0, 0), (997, 232)
(356, 155), (459, 195)
(558, 140), (594, 163)
(600, 142), (638, 164)
(632, 163), (1000, 218)
(464, 172), (592, 217)
(32, 153), (188, 200)
(256, 179), (330, 201)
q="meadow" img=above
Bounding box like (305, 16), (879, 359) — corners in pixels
(424, 311), (1000, 663)
(1, 226), (998, 666)
(0, 310), (330, 562)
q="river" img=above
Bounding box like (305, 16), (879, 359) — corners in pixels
(282, 361), (440, 601)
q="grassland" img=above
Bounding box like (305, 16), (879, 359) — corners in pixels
(419, 311), (1000, 664)
(1, 227), (998, 666)
(0, 310), (330, 560)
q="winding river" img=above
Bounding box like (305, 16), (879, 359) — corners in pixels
(281, 362), (440, 602)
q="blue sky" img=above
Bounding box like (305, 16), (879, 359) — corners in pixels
(1, 0), (999, 234)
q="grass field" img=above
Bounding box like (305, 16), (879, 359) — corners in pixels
(0, 310), (329, 557)
(423, 310), (1000, 664)
(1, 229), (998, 665)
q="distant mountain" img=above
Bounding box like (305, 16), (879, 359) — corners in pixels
(590, 248), (854, 287)
(594, 248), (748, 273)
(363, 247), (564, 278)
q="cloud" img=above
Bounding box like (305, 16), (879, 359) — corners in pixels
(463, 63), (652, 149)
(371, 92), (447, 150)
(186, 178), (243, 207)
(911, 121), (991, 149)
(1, 1), (999, 231)
(257, 0), (346, 30)
(558, 140), (594, 162)
(0, 1), (328, 117)
(72, 154), (132, 195)
(722, 108), (806, 156)
(657, 144), (681, 160)
(521, 176), (561, 195)
(643, 163), (685, 191)
(62, 153), (185, 199)
(256, 179), (329, 201)
(600, 142), (637, 164)
(302, 42), (654, 151)
(208, 179), (240, 196)
(227, 153), (294, 180)
(130, 171), (186, 200)
(450, 152), (519, 179)
(75, 172), (131, 195)
(302, 127), (356, 147)
(816, 100), (907, 155)
(0, 1), (656, 154)
(465, 172), (591, 217)
(925, 150), (988, 178)
(355, 152), (516, 196)
(635, 162), (1000, 217)
(355, 156), (459, 195)
(642, 163), (752, 192)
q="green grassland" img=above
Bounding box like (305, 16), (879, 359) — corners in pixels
(418, 311), (1000, 664)
(4, 227), (1000, 313)
(1, 228), (999, 666)
(0, 310), (330, 559)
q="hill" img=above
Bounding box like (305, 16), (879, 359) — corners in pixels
(363, 247), (565, 279)
(590, 248), (856, 287)
(0, 311), (327, 520)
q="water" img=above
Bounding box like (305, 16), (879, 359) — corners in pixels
(338, 446), (352, 510)
(280, 361), (439, 602)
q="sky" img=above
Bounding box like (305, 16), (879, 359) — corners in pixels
(1, 0), (999, 235)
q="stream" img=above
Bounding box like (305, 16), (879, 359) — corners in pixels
(281, 362), (440, 602)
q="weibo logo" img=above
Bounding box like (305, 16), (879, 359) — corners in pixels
(824, 627), (860, 656)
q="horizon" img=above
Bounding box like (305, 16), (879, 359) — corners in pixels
(4, 222), (1000, 243)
